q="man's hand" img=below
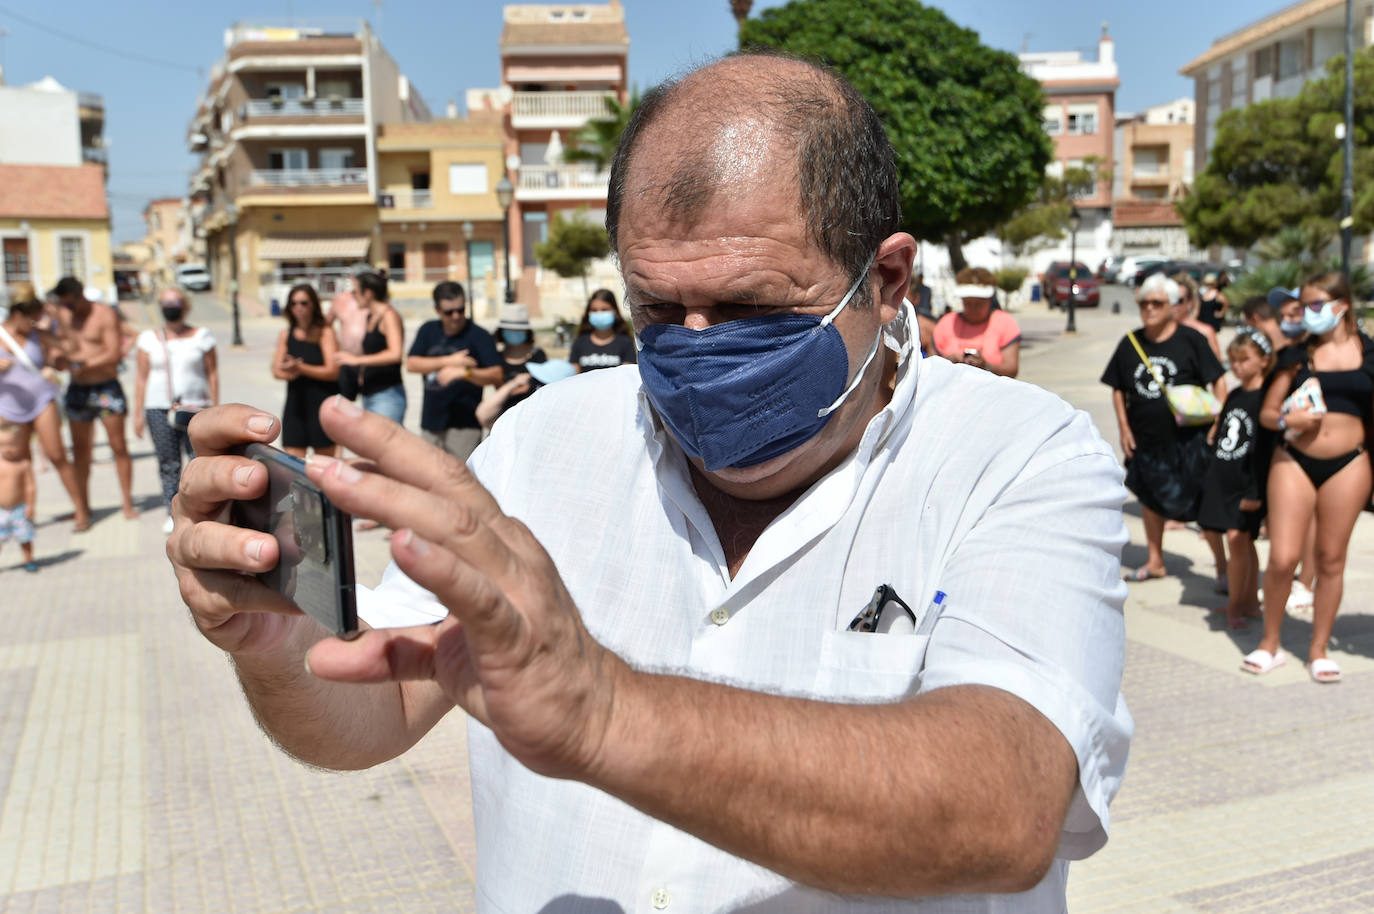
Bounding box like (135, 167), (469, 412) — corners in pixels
(166, 406), (307, 656)
(445, 350), (476, 369)
(302, 395), (623, 781)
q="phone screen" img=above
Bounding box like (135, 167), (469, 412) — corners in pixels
(230, 444), (359, 638)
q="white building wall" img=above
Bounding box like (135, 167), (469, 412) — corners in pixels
(0, 86), (81, 165)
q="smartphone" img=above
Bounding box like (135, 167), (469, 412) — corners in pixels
(230, 443), (359, 638)
(964, 348), (979, 357)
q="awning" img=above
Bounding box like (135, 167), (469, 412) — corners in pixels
(505, 64), (621, 83)
(258, 234), (371, 261)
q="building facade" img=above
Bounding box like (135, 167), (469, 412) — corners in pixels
(0, 163), (112, 297)
(1019, 28), (1119, 266)
(142, 197), (188, 287)
(1110, 99), (1197, 258)
(1182, 0), (1374, 172)
(187, 19), (430, 311)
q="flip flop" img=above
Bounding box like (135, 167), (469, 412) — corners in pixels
(1240, 648), (1287, 675)
(1307, 658), (1342, 684)
(1125, 566), (1166, 582)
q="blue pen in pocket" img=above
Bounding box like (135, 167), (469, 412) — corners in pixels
(915, 591), (946, 636)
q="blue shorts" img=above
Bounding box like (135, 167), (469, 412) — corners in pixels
(0, 504), (34, 544)
(360, 385), (406, 424)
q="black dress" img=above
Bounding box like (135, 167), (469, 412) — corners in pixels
(1198, 387), (1266, 536)
(281, 331), (337, 450)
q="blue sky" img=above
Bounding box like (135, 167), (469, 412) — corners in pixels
(0, 0), (1279, 243)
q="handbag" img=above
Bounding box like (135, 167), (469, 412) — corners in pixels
(1127, 332), (1221, 427)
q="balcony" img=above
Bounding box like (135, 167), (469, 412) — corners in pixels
(516, 164), (610, 201)
(378, 189), (433, 210)
(248, 167), (368, 188)
(511, 91), (616, 128)
(243, 97), (365, 118)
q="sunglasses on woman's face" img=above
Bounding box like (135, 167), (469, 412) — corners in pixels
(1139, 298), (1170, 309)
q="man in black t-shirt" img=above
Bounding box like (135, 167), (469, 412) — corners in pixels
(405, 282), (503, 461)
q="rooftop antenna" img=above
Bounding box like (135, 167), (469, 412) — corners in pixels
(1021, 32), (1032, 53)
(373, 0), (384, 38)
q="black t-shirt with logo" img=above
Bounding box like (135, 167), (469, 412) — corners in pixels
(1206, 387), (1266, 501)
(407, 319), (501, 432)
(569, 332), (637, 372)
(1100, 325), (1225, 452)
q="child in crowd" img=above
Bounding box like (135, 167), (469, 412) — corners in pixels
(0, 419), (38, 572)
(1198, 329), (1274, 628)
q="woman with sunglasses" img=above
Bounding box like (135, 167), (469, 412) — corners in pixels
(1246, 273), (1374, 683)
(1101, 274), (1226, 582)
(271, 283), (340, 459)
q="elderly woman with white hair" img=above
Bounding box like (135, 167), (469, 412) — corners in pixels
(1101, 274), (1226, 580)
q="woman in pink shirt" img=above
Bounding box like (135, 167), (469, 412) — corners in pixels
(934, 267), (1022, 377)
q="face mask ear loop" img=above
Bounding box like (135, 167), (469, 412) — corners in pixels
(817, 326), (882, 419)
(820, 251), (878, 329)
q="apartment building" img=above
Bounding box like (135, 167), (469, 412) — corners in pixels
(1111, 99), (1197, 258)
(0, 74), (112, 296)
(493, 1), (629, 316)
(187, 19), (430, 309)
(376, 117), (511, 317)
(1020, 28), (1118, 263)
(1182, 0), (1374, 171)
(142, 197), (187, 287)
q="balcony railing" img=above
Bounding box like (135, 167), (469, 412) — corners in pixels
(378, 189), (433, 209)
(512, 91), (615, 126)
(518, 164), (609, 194)
(248, 167), (367, 187)
(243, 98), (365, 118)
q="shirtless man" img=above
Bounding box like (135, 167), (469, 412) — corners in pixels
(51, 277), (136, 523)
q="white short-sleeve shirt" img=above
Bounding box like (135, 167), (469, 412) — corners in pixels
(365, 305), (1132, 913)
(136, 326), (216, 409)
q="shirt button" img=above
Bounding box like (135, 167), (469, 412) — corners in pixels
(651, 887), (670, 909)
(709, 607), (730, 626)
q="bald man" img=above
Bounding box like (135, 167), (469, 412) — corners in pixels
(168, 54), (1130, 911)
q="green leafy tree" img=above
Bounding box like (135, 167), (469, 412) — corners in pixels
(533, 208), (612, 298)
(1179, 49), (1374, 249)
(996, 158), (1108, 254)
(994, 266), (1029, 308)
(562, 89), (642, 173)
(740, 0), (1052, 270)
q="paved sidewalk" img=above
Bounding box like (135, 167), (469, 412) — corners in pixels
(1, 289), (1371, 912)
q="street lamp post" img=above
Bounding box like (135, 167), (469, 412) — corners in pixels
(225, 202), (242, 346)
(1341, 0), (1355, 287)
(1066, 206), (1082, 334)
(495, 176), (515, 303)
(461, 219), (475, 300)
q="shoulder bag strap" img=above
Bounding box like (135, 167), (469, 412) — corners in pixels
(158, 329), (177, 406)
(0, 324), (43, 376)
(1127, 332), (1165, 388)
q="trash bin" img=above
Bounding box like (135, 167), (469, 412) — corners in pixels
(1030, 282), (1041, 303)
(270, 298), (281, 316)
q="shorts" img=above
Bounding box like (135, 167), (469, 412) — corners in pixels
(65, 379), (128, 422)
(0, 504), (34, 544)
(360, 385), (406, 424)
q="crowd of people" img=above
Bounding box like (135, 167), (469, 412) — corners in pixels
(1103, 271), (1373, 683)
(0, 267), (636, 562)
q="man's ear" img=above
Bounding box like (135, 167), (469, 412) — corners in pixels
(874, 232), (917, 324)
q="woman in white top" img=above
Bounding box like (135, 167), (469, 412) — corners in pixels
(133, 288), (218, 532)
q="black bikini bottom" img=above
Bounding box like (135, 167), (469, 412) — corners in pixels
(1281, 443), (1367, 489)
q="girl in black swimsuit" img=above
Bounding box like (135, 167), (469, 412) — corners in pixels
(1249, 273), (1374, 683)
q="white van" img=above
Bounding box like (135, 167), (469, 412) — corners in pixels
(175, 263), (211, 292)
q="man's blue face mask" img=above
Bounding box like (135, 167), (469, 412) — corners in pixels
(636, 253), (881, 472)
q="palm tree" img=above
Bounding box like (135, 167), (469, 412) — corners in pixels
(562, 88), (642, 173)
(731, 0), (753, 37)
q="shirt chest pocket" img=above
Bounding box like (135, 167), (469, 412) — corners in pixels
(813, 630), (931, 702)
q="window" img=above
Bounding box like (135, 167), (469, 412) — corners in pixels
(387, 242), (407, 282)
(1066, 159), (1096, 199)
(3, 238), (31, 282)
(268, 148), (309, 171)
(317, 78), (352, 100)
(522, 211), (548, 268)
(1132, 147), (1166, 177)
(1042, 105), (1063, 135)
(1067, 104), (1098, 135)
(266, 83), (306, 100)
(411, 172), (431, 190)
(423, 242), (449, 281)
(448, 163), (488, 195)
(1231, 58), (1248, 104)
(1255, 46), (1274, 79)
(60, 236), (85, 280)
(1278, 38), (1304, 80)
(319, 148), (355, 170)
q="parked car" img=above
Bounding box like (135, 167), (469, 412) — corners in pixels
(1042, 261), (1100, 309)
(1097, 254), (1123, 284)
(1136, 259), (1230, 286)
(175, 263), (211, 292)
(1119, 255), (1167, 287)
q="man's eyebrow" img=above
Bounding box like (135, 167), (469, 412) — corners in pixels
(624, 280), (769, 307)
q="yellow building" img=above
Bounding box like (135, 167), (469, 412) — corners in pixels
(376, 118), (511, 316)
(0, 163), (113, 298)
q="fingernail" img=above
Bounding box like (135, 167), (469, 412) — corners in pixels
(234, 465), (257, 487)
(303, 654), (313, 676)
(245, 538), (264, 562)
(331, 461), (363, 484)
(305, 454), (338, 475)
(398, 529), (430, 556)
(247, 415), (275, 435)
(331, 395), (363, 417)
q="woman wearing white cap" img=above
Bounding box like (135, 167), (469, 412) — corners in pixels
(933, 267), (1021, 377)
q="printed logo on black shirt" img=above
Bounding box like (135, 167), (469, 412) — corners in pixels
(1215, 407), (1255, 461)
(1131, 356), (1179, 400)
